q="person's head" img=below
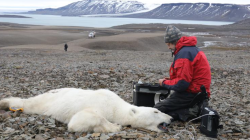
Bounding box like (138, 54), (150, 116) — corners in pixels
(164, 25), (182, 51)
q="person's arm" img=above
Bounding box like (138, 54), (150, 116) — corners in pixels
(159, 79), (165, 86)
(161, 59), (193, 92)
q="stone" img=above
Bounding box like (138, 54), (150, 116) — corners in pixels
(99, 75), (110, 79)
(35, 135), (45, 140)
(55, 137), (64, 140)
(77, 137), (89, 140)
(100, 134), (110, 140)
(3, 127), (15, 134)
(0, 44), (250, 140)
(92, 133), (101, 137)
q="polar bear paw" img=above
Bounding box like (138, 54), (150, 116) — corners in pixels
(109, 123), (122, 133)
(93, 123), (122, 133)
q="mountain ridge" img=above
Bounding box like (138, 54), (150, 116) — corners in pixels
(26, 0), (250, 22)
(122, 3), (250, 22)
(27, 0), (147, 16)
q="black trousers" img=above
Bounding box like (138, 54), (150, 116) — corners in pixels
(154, 91), (197, 114)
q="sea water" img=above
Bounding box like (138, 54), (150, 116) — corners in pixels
(0, 13), (234, 28)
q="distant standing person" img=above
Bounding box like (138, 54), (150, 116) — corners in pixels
(64, 43), (68, 52)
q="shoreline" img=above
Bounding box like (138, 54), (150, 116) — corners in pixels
(0, 15), (31, 18)
(0, 14), (234, 28)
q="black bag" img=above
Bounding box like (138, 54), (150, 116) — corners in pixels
(132, 82), (170, 107)
(167, 103), (201, 122)
(199, 106), (223, 138)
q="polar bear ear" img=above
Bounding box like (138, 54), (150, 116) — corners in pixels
(132, 109), (136, 114)
(130, 108), (137, 116)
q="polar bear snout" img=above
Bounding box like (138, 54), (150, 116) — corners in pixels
(157, 122), (170, 132)
(156, 115), (172, 132)
(132, 107), (172, 132)
(153, 113), (172, 132)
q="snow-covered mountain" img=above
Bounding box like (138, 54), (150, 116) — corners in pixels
(27, 1), (250, 22)
(27, 0), (149, 16)
(123, 3), (250, 22)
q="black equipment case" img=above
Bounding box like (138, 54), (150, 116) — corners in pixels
(132, 82), (170, 107)
(199, 107), (222, 138)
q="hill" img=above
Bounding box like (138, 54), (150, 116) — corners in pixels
(123, 3), (250, 22)
(27, 0), (147, 16)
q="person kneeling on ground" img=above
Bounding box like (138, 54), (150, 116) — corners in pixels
(154, 25), (211, 121)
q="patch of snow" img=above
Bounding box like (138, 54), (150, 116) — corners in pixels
(69, 0), (150, 15)
(202, 4), (212, 13)
(182, 32), (211, 36)
(168, 6), (177, 12)
(80, 2), (160, 17)
(222, 10), (230, 16)
(200, 41), (219, 48)
(143, 3), (161, 11)
(75, 1), (89, 7)
(188, 5), (194, 11)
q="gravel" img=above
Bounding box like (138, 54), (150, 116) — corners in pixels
(0, 48), (250, 140)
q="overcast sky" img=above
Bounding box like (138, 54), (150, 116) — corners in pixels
(1, 0), (250, 12)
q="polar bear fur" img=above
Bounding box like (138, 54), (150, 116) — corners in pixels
(0, 88), (172, 133)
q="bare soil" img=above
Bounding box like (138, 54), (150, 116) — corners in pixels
(0, 22), (250, 140)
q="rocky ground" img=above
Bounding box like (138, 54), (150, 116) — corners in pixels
(0, 46), (250, 140)
(0, 22), (250, 140)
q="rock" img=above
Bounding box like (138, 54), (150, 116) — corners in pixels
(12, 110), (22, 117)
(2, 112), (12, 120)
(77, 137), (89, 140)
(92, 133), (101, 137)
(8, 118), (16, 122)
(28, 117), (36, 123)
(235, 120), (244, 125)
(100, 134), (110, 140)
(21, 117), (27, 122)
(3, 127), (15, 134)
(0, 110), (6, 114)
(240, 89), (247, 95)
(0, 47), (250, 140)
(48, 118), (56, 124)
(55, 137), (64, 140)
(35, 135), (45, 140)
(222, 71), (228, 75)
(99, 75), (110, 79)
(39, 127), (46, 134)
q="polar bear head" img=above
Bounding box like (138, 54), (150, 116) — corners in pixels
(129, 106), (172, 132)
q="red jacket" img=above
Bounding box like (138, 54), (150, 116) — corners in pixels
(162, 36), (211, 97)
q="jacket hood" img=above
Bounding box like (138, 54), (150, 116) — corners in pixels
(174, 36), (197, 55)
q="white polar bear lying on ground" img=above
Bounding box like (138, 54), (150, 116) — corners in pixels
(0, 88), (172, 133)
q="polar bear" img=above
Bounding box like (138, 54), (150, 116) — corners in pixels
(0, 88), (172, 133)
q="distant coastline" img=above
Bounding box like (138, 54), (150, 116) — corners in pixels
(0, 15), (31, 18)
(0, 14), (233, 28)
